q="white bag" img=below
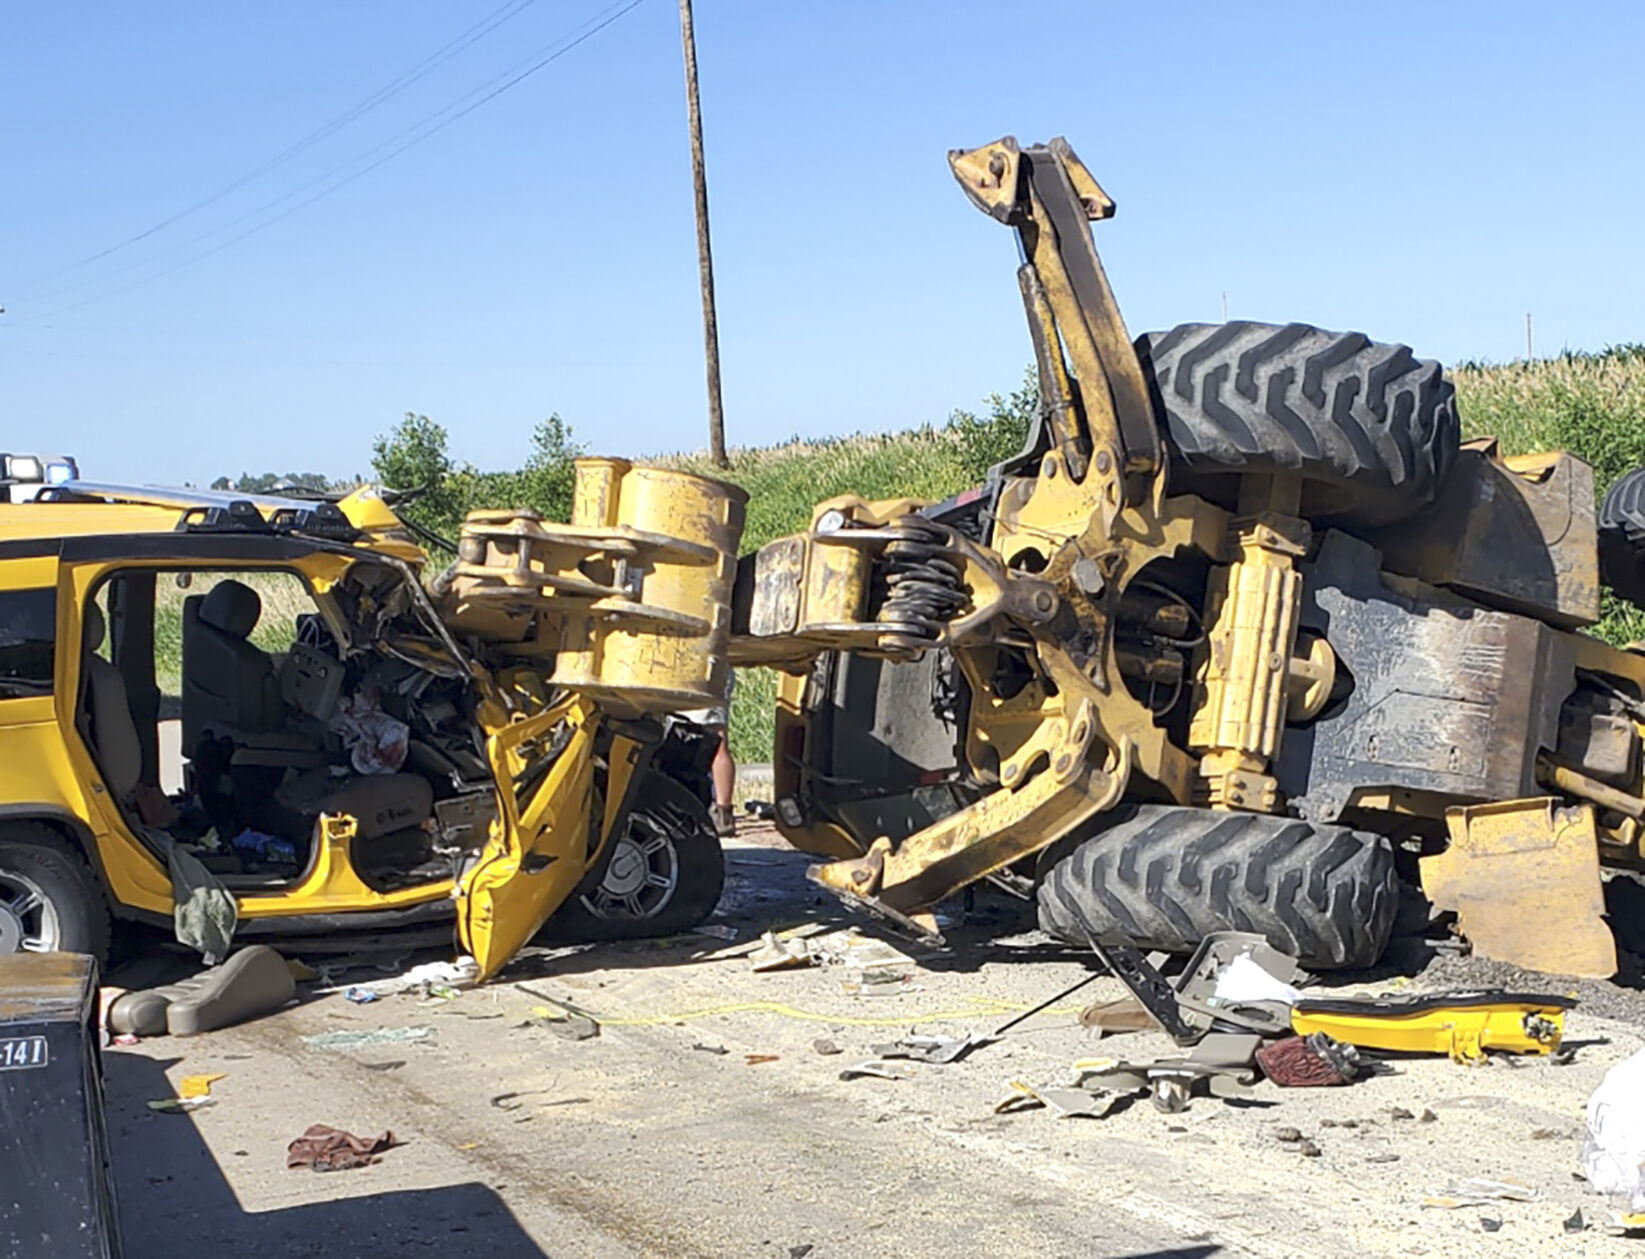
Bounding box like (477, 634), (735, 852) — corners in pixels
(1581, 1046), (1645, 1209)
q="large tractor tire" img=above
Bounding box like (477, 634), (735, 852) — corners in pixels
(1599, 466), (1645, 608)
(1036, 805), (1398, 970)
(1135, 321), (1459, 528)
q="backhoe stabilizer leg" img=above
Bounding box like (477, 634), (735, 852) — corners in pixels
(807, 757), (1129, 932)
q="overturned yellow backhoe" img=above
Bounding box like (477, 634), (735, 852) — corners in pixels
(728, 136), (1645, 979)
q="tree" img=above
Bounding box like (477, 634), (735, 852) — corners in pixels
(369, 411), (584, 549)
(946, 368), (1041, 482)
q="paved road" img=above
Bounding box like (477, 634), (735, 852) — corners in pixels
(104, 832), (1642, 1257)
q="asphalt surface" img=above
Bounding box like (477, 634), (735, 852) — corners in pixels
(103, 826), (1645, 1257)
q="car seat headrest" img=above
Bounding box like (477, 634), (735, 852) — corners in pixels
(199, 580), (262, 639)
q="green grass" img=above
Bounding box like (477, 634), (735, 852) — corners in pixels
(664, 351), (1645, 766)
(1454, 346), (1645, 644)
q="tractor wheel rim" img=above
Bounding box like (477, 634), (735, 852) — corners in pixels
(580, 812), (679, 920)
(0, 871), (60, 954)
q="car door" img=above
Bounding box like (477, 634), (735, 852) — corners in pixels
(455, 692), (604, 979)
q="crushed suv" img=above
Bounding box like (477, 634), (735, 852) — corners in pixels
(0, 477), (732, 976)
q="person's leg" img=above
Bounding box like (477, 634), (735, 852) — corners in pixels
(709, 727), (735, 837)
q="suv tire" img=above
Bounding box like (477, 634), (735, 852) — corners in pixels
(0, 823), (111, 961)
(553, 775), (725, 941)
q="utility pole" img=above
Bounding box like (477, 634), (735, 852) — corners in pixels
(678, 0), (728, 469)
(1526, 312), (1534, 361)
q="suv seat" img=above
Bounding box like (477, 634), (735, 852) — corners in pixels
(182, 580), (324, 769)
(80, 603), (141, 800)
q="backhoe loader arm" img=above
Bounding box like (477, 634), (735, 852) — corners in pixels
(949, 136), (1160, 504)
(731, 143), (1202, 936)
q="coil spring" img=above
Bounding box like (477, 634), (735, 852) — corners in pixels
(878, 519), (968, 641)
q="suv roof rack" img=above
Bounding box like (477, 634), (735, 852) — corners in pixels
(39, 482), (362, 543)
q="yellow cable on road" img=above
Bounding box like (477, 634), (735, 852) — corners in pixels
(569, 995), (1085, 1030)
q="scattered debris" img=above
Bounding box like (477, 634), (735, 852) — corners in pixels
(788, 1245), (814, 1259)
(1366, 1154), (1400, 1164)
(1274, 1126), (1303, 1143)
(993, 1080), (1116, 1119)
(524, 1005), (599, 1041)
(1480, 1216), (1502, 1233)
(1388, 1107), (1416, 1121)
(871, 1032), (977, 1065)
(693, 924), (739, 942)
(749, 926), (914, 975)
(344, 987), (380, 1004)
(490, 1090), (558, 1112)
(147, 1097), (214, 1113)
(286, 1124), (397, 1172)
(839, 1060), (917, 1081)
(1078, 997), (1154, 1037)
(691, 1042), (729, 1056)
(745, 1054), (779, 1065)
(1565, 1208), (1587, 1233)
(301, 1026), (434, 1051)
(1256, 1034), (1359, 1087)
(1296, 1139), (1322, 1157)
(811, 1038), (842, 1056)
(179, 1073), (226, 1098)
(1423, 1178), (1538, 1208)
(340, 958), (479, 999)
(839, 973), (923, 997)
(1420, 1108), (1438, 1122)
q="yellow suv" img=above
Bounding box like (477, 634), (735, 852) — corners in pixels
(0, 476), (730, 976)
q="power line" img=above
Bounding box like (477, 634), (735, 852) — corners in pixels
(23, 0), (541, 287)
(13, 0), (647, 324)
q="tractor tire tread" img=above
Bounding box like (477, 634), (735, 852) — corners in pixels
(1036, 804), (1397, 970)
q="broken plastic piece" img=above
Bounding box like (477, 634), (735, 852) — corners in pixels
(147, 1097), (214, 1113)
(107, 945), (296, 1037)
(870, 1032), (977, 1065)
(1290, 990), (1574, 1061)
(839, 1059), (917, 1081)
(179, 1073), (226, 1099)
(1423, 1178), (1538, 1209)
(996, 1080), (1117, 1119)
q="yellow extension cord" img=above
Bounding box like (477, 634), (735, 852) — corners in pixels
(537, 995), (1085, 1030)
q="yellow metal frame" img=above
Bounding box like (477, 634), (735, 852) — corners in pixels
(1291, 996), (1569, 1063)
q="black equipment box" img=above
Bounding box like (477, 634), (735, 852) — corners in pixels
(0, 952), (122, 1257)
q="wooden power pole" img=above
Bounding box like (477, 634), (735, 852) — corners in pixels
(678, 0), (728, 469)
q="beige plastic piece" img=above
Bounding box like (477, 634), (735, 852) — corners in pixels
(106, 945), (296, 1037)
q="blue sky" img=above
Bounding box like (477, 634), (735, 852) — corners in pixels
(3, 1), (1643, 486)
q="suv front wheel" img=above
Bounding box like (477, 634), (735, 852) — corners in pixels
(554, 775), (725, 941)
(0, 823), (111, 961)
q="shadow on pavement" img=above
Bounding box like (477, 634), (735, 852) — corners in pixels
(103, 1050), (546, 1258)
